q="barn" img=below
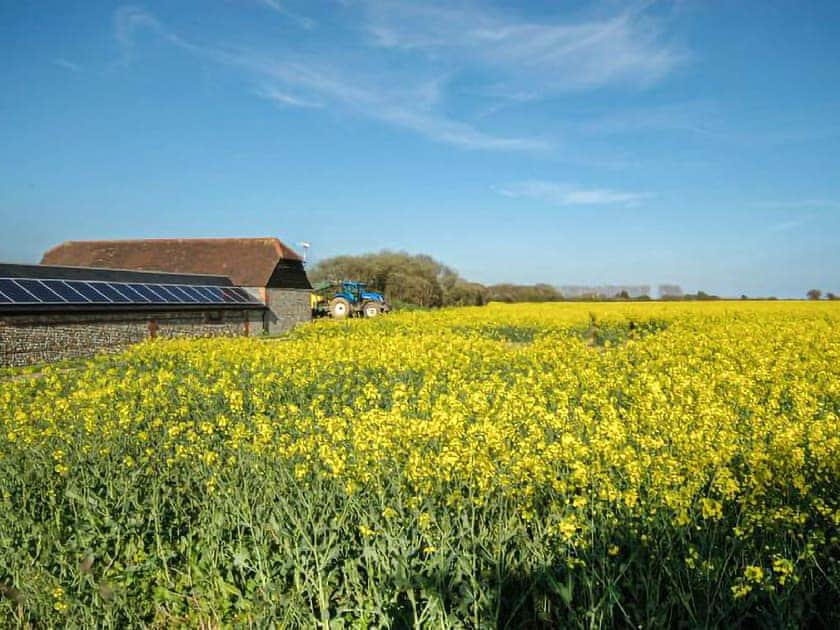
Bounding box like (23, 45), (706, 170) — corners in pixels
(0, 262), (266, 367)
(41, 237), (312, 334)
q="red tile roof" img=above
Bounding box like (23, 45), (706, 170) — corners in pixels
(41, 237), (303, 288)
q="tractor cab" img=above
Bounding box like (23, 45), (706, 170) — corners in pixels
(335, 281), (365, 304)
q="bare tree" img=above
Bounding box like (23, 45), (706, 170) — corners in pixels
(807, 289), (822, 300)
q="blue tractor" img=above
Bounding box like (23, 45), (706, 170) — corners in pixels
(311, 280), (391, 319)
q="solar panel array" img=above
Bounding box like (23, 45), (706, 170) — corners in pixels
(0, 277), (262, 307)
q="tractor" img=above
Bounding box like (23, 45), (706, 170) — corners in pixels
(311, 280), (391, 319)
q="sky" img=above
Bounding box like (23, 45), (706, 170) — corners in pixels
(1, 1), (839, 298)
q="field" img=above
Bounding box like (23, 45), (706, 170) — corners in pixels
(1, 302), (839, 627)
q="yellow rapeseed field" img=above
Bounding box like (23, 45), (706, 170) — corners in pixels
(1, 301), (839, 627)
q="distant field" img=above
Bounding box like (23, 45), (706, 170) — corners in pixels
(1, 302), (839, 627)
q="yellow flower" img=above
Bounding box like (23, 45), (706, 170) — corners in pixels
(701, 498), (723, 520)
(52, 586), (68, 612)
(731, 581), (752, 600)
(556, 516), (578, 542)
(2, 299), (838, 620)
(744, 565), (764, 583)
(772, 556), (795, 585)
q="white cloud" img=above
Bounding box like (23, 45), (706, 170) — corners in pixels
(111, 1), (685, 152)
(769, 220), (803, 232)
(114, 6), (195, 64)
(581, 101), (719, 136)
(363, 1), (685, 93)
(112, 6), (547, 152)
(257, 86), (322, 109)
(52, 58), (82, 73)
(250, 60), (547, 150)
(495, 180), (654, 206)
(256, 0), (316, 30)
(114, 6), (161, 61)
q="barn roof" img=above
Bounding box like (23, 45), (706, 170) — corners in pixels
(41, 237), (305, 288)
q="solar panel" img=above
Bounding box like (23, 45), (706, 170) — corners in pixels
(221, 287), (245, 303)
(168, 285), (199, 303)
(15, 279), (65, 303)
(178, 286), (207, 302)
(195, 286), (224, 302)
(0, 279), (39, 303)
(151, 285), (185, 302)
(128, 283), (166, 303)
(42, 279), (91, 302)
(111, 283), (149, 303)
(65, 281), (111, 303)
(89, 282), (130, 303)
(232, 288), (254, 302)
(0, 276), (262, 309)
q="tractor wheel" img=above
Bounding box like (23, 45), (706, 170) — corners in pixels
(363, 302), (380, 318)
(330, 297), (351, 319)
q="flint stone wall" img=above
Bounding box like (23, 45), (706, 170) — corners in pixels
(246, 288), (311, 335)
(0, 309), (259, 367)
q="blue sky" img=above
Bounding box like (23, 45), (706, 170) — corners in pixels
(1, 1), (838, 297)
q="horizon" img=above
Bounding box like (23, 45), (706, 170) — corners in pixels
(7, 240), (831, 300)
(2, 1), (839, 298)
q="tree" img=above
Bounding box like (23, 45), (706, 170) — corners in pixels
(309, 250), (486, 309)
(446, 280), (489, 306)
(487, 283), (564, 303)
(695, 290), (719, 301)
(827, 292), (837, 301)
(807, 289), (822, 300)
(658, 284), (684, 299)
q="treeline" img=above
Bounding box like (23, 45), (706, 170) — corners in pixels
(661, 290), (720, 301)
(309, 251), (655, 309)
(309, 251), (487, 308)
(485, 284), (565, 303)
(807, 289), (838, 300)
(310, 251), (824, 309)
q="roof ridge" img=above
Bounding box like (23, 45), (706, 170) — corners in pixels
(270, 237), (285, 258)
(40, 237), (306, 285)
(54, 236), (280, 244)
(28, 261), (231, 279)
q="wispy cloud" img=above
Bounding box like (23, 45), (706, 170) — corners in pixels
(363, 1), (685, 94)
(581, 101), (719, 136)
(256, 0), (316, 30)
(51, 58), (82, 73)
(249, 60), (547, 150)
(114, 6), (157, 58)
(113, 6), (547, 151)
(257, 86), (322, 109)
(111, 2), (685, 152)
(114, 6), (189, 65)
(495, 180), (654, 206)
(582, 103), (840, 148)
(768, 220), (803, 232)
